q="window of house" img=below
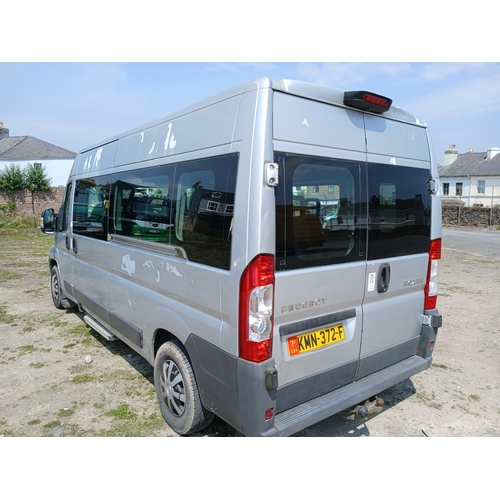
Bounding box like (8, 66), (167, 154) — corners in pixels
(443, 183), (449, 196)
(477, 180), (485, 194)
(456, 183), (463, 197)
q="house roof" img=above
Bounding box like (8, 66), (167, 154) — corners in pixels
(439, 151), (500, 177)
(0, 135), (76, 160)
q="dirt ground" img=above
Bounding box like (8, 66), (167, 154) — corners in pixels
(1, 227), (499, 438)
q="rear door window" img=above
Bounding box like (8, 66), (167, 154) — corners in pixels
(275, 153), (367, 271)
(367, 163), (431, 260)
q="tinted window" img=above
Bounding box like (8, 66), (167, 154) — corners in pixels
(171, 154), (238, 270)
(109, 154), (238, 270)
(73, 176), (111, 240)
(59, 183), (72, 232)
(367, 163), (431, 260)
(275, 153), (367, 271)
(111, 166), (171, 242)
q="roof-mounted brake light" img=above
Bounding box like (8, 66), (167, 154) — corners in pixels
(343, 91), (392, 114)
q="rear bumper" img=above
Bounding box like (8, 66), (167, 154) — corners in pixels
(272, 354), (429, 437)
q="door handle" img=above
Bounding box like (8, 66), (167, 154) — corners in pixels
(377, 263), (391, 293)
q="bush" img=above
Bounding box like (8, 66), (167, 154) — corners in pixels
(0, 211), (40, 229)
(0, 200), (16, 214)
(0, 164), (25, 192)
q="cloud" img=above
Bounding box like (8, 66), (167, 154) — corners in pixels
(295, 62), (415, 88)
(401, 73), (500, 121)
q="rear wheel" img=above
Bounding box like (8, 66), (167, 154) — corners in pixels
(154, 340), (214, 435)
(50, 265), (75, 309)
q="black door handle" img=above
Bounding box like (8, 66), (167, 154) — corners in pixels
(377, 263), (391, 293)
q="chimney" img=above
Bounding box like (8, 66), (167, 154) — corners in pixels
(0, 122), (9, 139)
(469, 148), (475, 153)
(487, 147), (500, 160)
(443, 144), (458, 167)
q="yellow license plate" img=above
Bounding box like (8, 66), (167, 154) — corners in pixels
(287, 323), (345, 357)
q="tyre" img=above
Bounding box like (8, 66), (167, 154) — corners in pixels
(50, 265), (76, 310)
(154, 340), (214, 435)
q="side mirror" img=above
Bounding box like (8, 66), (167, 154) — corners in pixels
(40, 208), (55, 234)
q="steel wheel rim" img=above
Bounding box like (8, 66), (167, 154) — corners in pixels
(160, 359), (186, 417)
(51, 272), (60, 301)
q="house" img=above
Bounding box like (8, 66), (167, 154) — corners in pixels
(0, 122), (76, 187)
(438, 145), (500, 207)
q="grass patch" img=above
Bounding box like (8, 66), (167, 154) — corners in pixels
(43, 420), (61, 430)
(58, 407), (75, 417)
(105, 403), (138, 421)
(72, 374), (94, 384)
(28, 419), (41, 426)
(415, 391), (443, 410)
(29, 362), (45, 369)
(39, 314), (69, 329)
(0, 304), (17, 324)
(18, 345), (35, 354)
(0, 269), (22, 281)
(102, 407), (166, 437)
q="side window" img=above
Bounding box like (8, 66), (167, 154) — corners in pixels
(59, 183), (72, 232)
(275, 153), (366, 271)
(73, 176), (111, 240)
(368, 163), (431, 259)
(108, 154), (238, 270)
(171, 154), (238, 270)
(110, 166), (171, 243)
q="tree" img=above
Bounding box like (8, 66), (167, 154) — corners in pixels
(24, 163), (52, 214)
(0, 163), (25, 192)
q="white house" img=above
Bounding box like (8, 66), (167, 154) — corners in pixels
(0, 122), (76, 187)
(438, 145), (500, 207)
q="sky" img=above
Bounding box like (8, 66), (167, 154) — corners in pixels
(2, 61), (499, 165)
(1, 4), (499, 176)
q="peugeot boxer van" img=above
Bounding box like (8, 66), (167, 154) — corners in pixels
(41, 77), (442, 436)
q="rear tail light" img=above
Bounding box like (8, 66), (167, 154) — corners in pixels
(239, 254), (275, 362)
(424, 238), (441, 310)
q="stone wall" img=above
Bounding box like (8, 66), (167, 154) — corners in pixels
(0, 187), (65, 215)
(442, 205), (500, 228)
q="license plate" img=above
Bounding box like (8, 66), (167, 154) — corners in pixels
(287, 323), (345, 357)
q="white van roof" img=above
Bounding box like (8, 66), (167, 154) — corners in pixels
(79, 76), (424, 155)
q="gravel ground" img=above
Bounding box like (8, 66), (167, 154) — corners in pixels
(1, 226), (499, 438)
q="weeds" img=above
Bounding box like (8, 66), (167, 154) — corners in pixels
(72, 374), (93, 384)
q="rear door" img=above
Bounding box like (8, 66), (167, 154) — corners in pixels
(357, 116), (432, 379)
(272, 92), (368, 412)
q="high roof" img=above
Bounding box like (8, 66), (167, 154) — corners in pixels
(0, 135), (76, 160)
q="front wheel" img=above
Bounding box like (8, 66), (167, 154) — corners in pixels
(50, 265), (75, 310)
(154, 340), (214, 435)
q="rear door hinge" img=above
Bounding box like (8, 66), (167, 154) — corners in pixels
(265, 162), (279, 187)
(427, 177), (438, 194)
